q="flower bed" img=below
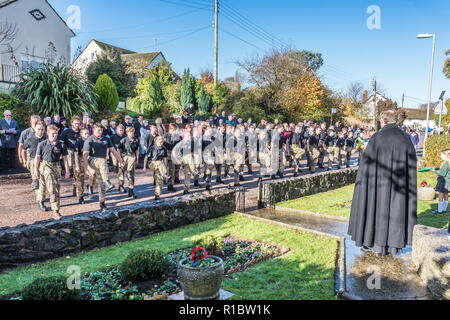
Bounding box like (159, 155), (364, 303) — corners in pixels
(11, 236), (289, 300)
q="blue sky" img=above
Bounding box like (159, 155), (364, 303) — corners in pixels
(49, 0), (449, 108)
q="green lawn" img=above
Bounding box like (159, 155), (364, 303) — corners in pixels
(0, 214), (338, 300)
(278, 172), (449, 229)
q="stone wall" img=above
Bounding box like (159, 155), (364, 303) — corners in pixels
(0, 189), (236, 270)
(412, 225), (450, 300)
(258, 168), (358, 208)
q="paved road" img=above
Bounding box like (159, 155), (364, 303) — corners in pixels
(0, 156), (360, 228)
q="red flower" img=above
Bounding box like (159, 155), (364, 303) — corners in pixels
(191, 247), (208, 262)
(420, 181), (427, 187)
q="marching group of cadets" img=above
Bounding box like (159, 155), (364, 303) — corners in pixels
(17, 113), (370, 219)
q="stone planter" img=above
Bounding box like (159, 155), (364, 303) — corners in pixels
(418, 187), (436, 201)
(177, 256), (224, 300)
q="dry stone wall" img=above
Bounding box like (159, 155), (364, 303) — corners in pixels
(258, 168), (358, 208)
(0, 188), (236, 270)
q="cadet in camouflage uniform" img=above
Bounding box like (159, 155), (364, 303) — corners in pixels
(144, 136), (168, 200)
(270, 125), (286, 179)
(289, 125), (305, 177)
(233, 126), (246, 186)
(59, 116), (81, 196)
(317, 122), (328, 169)
(306, 126), (321, 173)
(34, 125), (70, 219)
(257, 129), (270, 183)
(74, 128), (90, 204)
(118, 127), (140, 199)
(334, 131), (347, 169)
(163, 123), (181, 192)
(17, 115), (41, 173)
(323, 129), (339, 171)
(110, 124), (125, 174)
(83, 123), (123, 212)
(22, 121), (46, 195)
(344, 130), (355, 168)
(176, 127), (199, 195)
(201, 126), (216, 191)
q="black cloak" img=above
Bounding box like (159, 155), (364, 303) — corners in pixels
(348, 124), (417, 255)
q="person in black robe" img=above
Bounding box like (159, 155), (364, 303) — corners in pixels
(348, 109), (417, 256)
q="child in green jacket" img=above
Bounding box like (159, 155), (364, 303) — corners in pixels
(433, 149), (450, 218)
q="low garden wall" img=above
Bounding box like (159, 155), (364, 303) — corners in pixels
(0, 188), (236, 271)
(257, 168), (358, 208)
(412, 225), (450, 300)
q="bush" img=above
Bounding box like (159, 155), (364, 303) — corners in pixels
(424, 134), (450, 167)
(21, 276), (81, 300)
(195, 235), (225, 256)
(120, 249), (170, 282)
(12, 62), (98, 119)
(0, 93), (38, 129)
(94, 74), (119, 111)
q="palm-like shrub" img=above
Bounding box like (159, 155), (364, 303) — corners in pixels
(12, 63), (98, 118)
(94, 74), (119, 111)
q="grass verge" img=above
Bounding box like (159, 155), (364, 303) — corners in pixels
(0, 214), (338, 300)
(277, 172), (449, 229)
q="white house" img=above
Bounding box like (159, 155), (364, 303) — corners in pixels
(361, 92), (388, 120)
(0, 0), (75, 93)
(403, 102), (439, 129)
(71, 39), (166, 76)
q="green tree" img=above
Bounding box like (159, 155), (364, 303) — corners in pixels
(86, 52), (132, 100)
(148, 75), (166, 116)
(444, 49), (450, 79)
(12, 62), (98, 118)
(181, 69), (196, 110)
(197, 83), (212, 114)
(94, 74), (119, 111)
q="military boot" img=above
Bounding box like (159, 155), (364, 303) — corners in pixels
(38, 202), (48, 212)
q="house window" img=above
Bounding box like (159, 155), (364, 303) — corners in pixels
(21, 55), (45, 72)
(29, 9), (46, 21)
(91, 52), (96, 60)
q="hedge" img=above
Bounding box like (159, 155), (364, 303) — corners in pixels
(424, 134), (450, 167)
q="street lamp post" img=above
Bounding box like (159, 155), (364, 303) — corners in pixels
(417, 32), (436, 158)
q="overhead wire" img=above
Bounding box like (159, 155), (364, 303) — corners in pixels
(132, 25), (211, 51)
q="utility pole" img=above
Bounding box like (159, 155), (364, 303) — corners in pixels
(152, 38), (160, 52)
(214, 0), (219, 87)
(401, 93), (405, 109)
(373, 76), (377, 130)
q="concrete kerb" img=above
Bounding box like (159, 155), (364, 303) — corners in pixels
(274, 206), (350, 223)
(236, 211), (352, 299)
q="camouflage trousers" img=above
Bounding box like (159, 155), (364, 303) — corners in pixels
(88, 157), (108, 202)
(258, 150), (270, 177)
(74, 156), (85, 199)
(67, 149), (75, 171)
(270, 150), (286, 175)
(37, 161), (61, 212)
(317, 145), (326, 166)
(234, 152), (245, 185)
(327, 147), (346, 168)
(167, 156), (180, 187)
(182, 154), (196, 192)
(290, 144), (305, 173)
(119, 154), (136, 188)
(29, 157), (40, 201)
(149, 161), (166, 197)
(204, 162), (215, 187)
(25, 149), (32, 173)
(308, 147), (320, 173)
